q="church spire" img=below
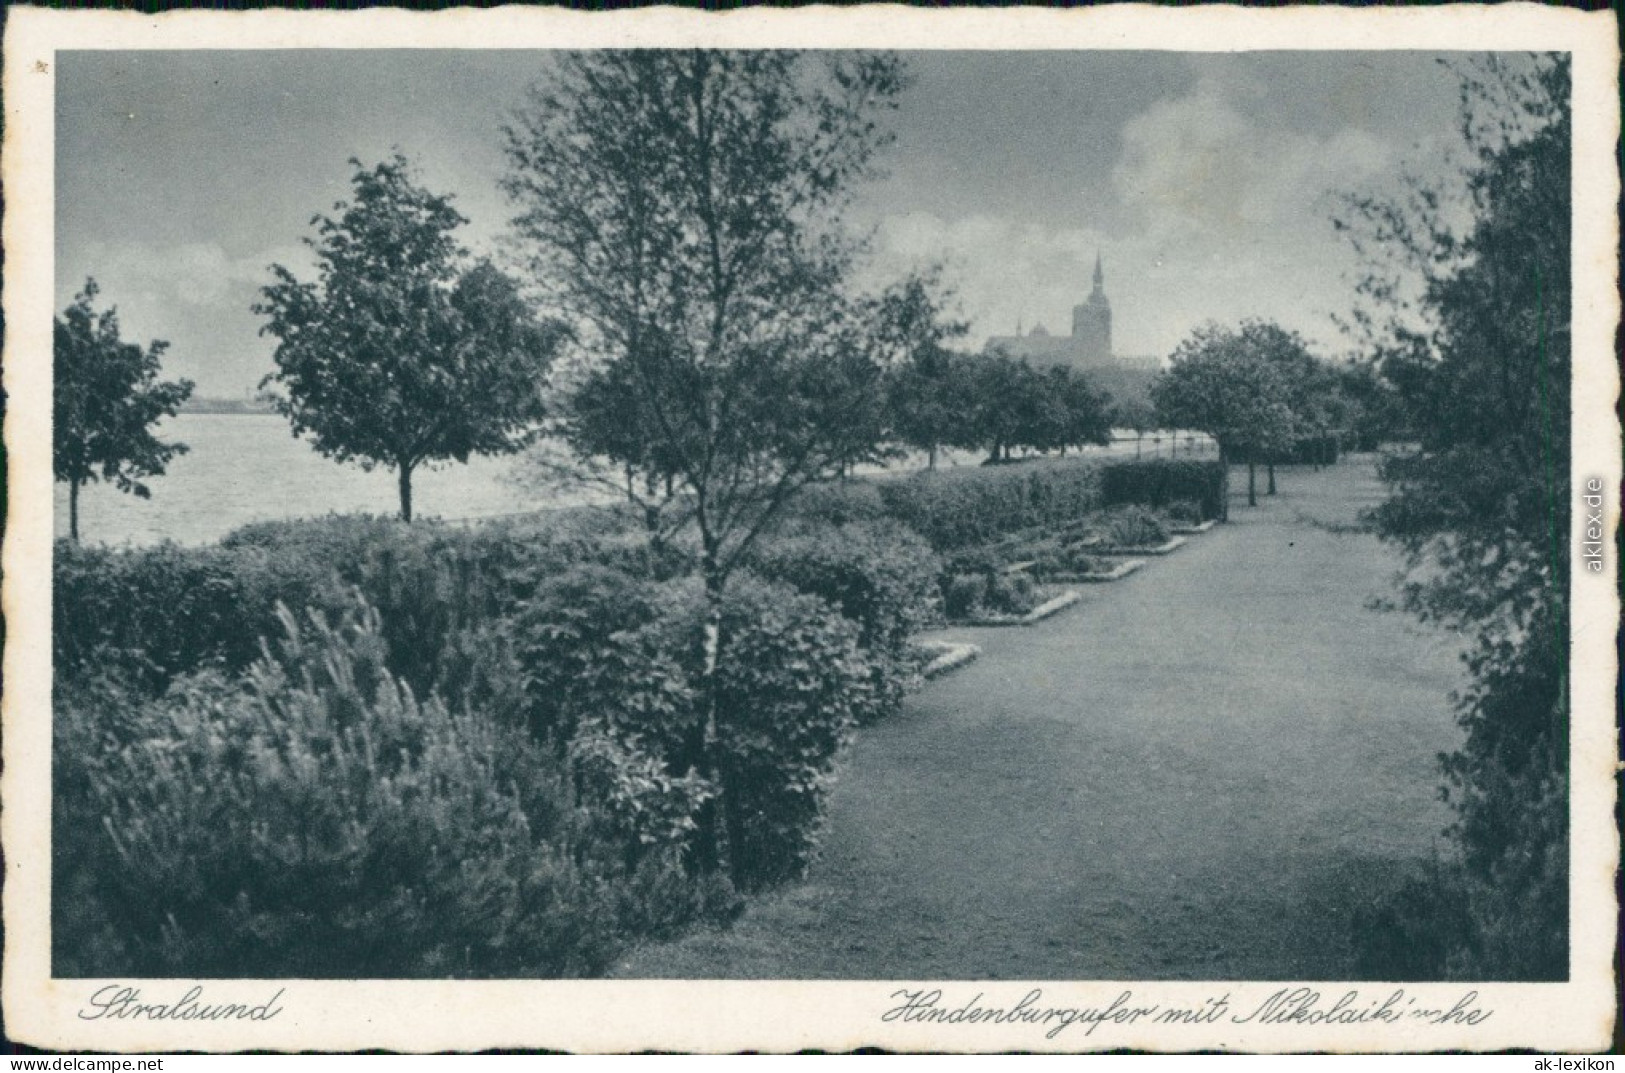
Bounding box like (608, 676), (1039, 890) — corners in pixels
(1091, 252), (1104, 296)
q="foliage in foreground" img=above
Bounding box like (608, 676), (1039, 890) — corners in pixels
(54, 510), (937, 972)
(1338, 54), (1570, 980)
(748, 519), (941, 724)
(54, 599), (733, 978)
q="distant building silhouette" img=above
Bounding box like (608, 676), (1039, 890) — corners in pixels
(983, 253), (1159, 374)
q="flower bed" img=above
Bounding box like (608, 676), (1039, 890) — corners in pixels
(954, 587), (1081, 627)
(914, 639), (983, 679)
(1093, 535), (1188, 556)
(1046, 558), (1145, 583)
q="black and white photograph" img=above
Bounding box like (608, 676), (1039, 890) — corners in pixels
(3, 4), (1617, 1054)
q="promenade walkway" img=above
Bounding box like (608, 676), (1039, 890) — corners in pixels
(612, 458), (1464, 980)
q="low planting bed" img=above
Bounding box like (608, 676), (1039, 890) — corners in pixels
(914, 639), (983, 679)
(955, 587), (1081, 628)
(1168, 519), (1217, 535)
(933, 501), (1182, 603)
(1093, 535), (1187, 556)
(1047, 558), (1145, 583)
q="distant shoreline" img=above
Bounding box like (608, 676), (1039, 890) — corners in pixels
(178, 399), (278, 415)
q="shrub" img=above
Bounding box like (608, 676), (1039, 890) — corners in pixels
(500, 562), (676, 745)
(54, 596), (723, 978)
(1029, 544), (1105, 579)
(707, 574), (873, 891)
(983, 571), (1038, 617)
(53, 539), (341, 690)
(942, 545), (1008, 578)
(749, 520), (940, 722)
(876, 458), (1105, 551)
(1100, 458), (1226, 521)
(53, 510), (688, 697)
(630, 574), (873, 893)
(1100, 505), (1170, 548)
(1165, 499), (1205, 524)
(784, 480), (889, 527)
(942, 573), (989, 620)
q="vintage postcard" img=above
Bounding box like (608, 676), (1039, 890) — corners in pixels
(3, 3), (1618, 1054)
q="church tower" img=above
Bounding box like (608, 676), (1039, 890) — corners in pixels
(1071, 253), (1113, 366)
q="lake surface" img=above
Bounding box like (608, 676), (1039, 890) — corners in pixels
(52, 414), (575, 547)
(51, 414), (1213, 547)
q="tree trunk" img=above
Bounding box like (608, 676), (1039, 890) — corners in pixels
(398, 461), (414, 522)
(1248, 459), (1258, 507)
(687, 549), (727, 878)
(1217, 444), (1230, 522)
(1136, 432), (1142, 459)
(1267, 461), (1277, 495)
(928, 443), (937, 471)
(69, 478), (81, 542)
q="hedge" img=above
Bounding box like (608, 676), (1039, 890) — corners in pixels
(868, 456), (1227, 551)
(875, 458), (1107, 551)
(690, 573), (875, 891)
(53, 509), (687, 696)
(1099, 458), (1227, 521)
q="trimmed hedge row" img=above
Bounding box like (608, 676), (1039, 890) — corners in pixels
(1098, 458), (1227, 523)
(875, 458), (1107, 551)
(53, 509), (683, 695)
(869, 456), (1225, 552)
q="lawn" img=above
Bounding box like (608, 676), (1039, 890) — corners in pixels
(611, 457), (1466, 980)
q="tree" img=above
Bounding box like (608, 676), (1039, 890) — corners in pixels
(959, 352), (1112, 464)
(1240, 321), (1344, 490)
(1335, 54), (1570, 978)
(1111, 396), (1158, 459)
(1054, 365), (1114, 455)
(881, 273), (969, 470)
(966, 352), (1034, 463)
(502, 50), (912, 881)
(53, 279), (194, 542)
(1152, 321), (1297, 511)
(255, 154), (565, 522)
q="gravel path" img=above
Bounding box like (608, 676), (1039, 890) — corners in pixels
(612, 459), (1464, 980)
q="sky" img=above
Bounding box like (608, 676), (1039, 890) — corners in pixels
(56, 49), (1471, 397)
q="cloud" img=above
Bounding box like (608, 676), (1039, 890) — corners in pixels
(869, 212), (1110, 346)
(868, 77), (1424, 364)
(1112, 77), (1395, 245)
(58, 240), (314, 395)
(68, 240), (311, 312)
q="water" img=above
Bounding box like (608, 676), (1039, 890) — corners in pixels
(52, 413), (1215, 547)
(52, 414), (570, 547)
